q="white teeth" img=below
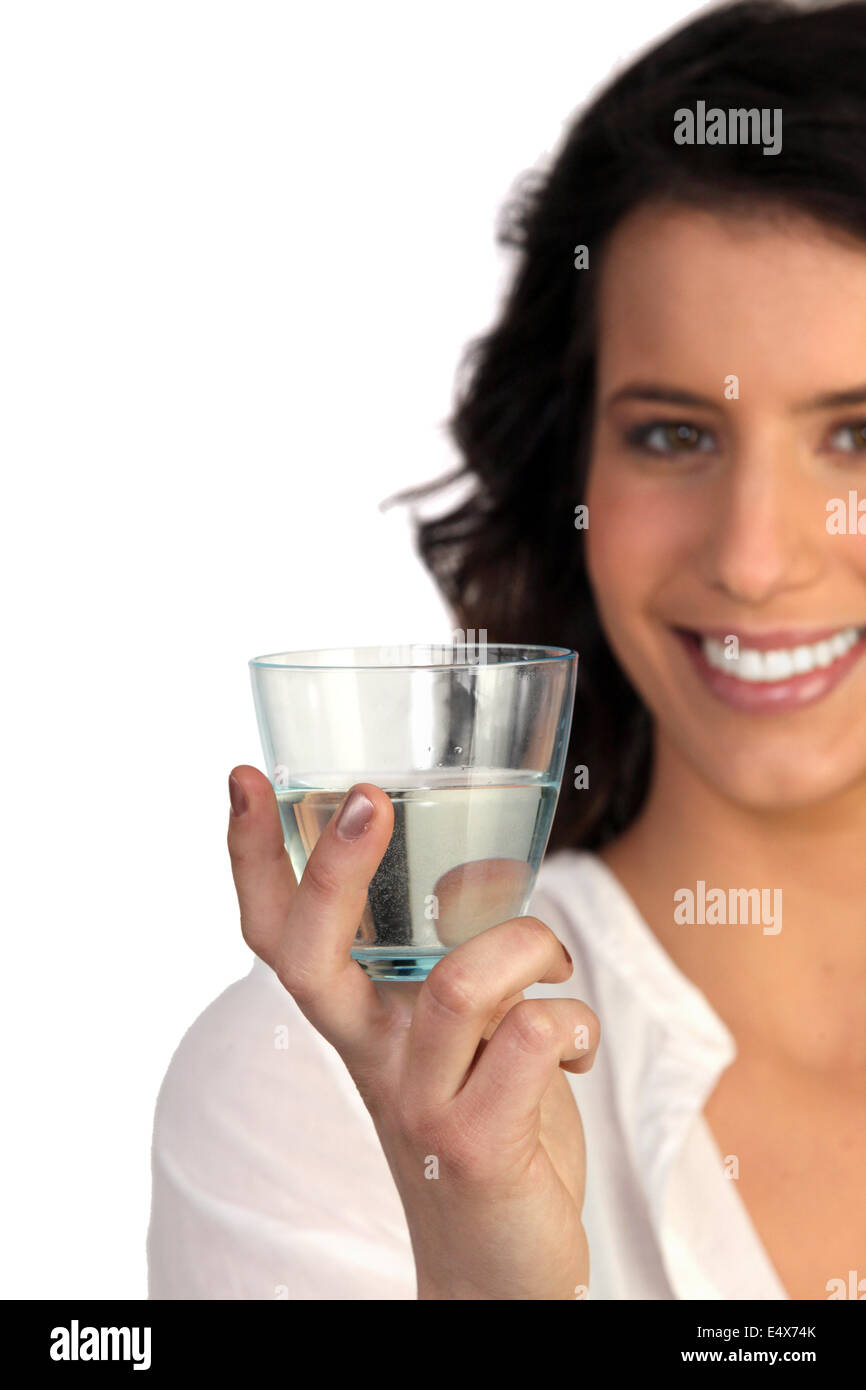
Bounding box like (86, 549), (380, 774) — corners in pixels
(700, 626), (862, 682)
(737, 650), (764, 681)
(814, 641), (834, 669)
(764, 649), (794, 680)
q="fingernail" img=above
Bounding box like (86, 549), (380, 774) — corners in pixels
(229, 774), (248, 817)
(336, 788), (375, 841)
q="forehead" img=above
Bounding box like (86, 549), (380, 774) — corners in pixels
(594, 201), (866, 399)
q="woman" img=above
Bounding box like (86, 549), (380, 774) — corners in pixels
(148, 0), (866, 1300)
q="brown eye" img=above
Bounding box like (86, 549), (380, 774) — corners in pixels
(625, 420), (715, 455)
(827, 422), (866, 452)
(664, 424), (701, 449)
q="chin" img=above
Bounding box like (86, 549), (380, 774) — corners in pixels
(662, 717), (866, 813)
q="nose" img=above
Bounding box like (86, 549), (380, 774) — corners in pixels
(699, 443), (822, 603)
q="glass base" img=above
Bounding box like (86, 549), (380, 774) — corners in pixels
(352, 947), (446, 982)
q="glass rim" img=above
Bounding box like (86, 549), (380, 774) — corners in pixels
(249, 643), (577, 672)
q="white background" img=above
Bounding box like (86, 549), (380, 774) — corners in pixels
(1, 0), (703, 1298)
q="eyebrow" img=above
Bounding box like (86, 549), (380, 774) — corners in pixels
(605, 382), (866, 413)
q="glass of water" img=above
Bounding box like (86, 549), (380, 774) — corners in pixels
(249, 642), (577, 982)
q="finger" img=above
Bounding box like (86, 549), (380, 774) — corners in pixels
(374, 981), (528, 1036)
(404, 916), (573, 1108)
(456, 996), (600, 1134)
(227, 765), (297, 960)
(269, 782), (397, 1054)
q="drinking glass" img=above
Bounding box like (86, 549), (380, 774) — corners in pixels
(249, 642), (577, 981)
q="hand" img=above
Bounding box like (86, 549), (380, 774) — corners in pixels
(227, 765), (600, 1300)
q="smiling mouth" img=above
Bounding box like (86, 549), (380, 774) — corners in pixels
(693, 625), (864, 681)
(674, 624), (866, 711)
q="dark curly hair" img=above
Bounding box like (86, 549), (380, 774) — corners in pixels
(399, 0), (866, 852)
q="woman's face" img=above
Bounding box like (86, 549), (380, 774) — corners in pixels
(585, 201), (866, 809)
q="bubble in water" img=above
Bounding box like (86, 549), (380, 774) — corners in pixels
(454, 746), (463, 755)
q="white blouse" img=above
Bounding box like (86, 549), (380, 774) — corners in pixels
(147, 850), (789, 1300)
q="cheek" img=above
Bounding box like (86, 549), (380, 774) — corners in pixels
(840, 531), (866, 584)
(584, 465), (690, 622)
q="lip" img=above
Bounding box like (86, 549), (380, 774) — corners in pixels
(674, 624), (866, 713)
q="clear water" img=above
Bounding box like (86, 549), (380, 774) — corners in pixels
(276, 768), (558, 980)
